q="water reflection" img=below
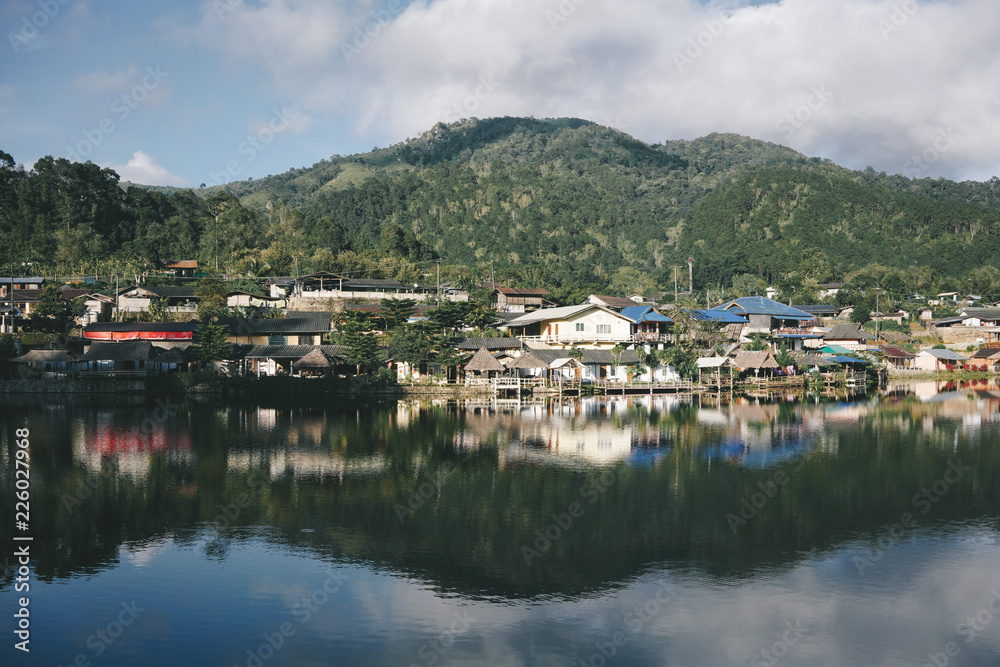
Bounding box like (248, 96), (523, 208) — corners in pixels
(2, 385), (1000, 665)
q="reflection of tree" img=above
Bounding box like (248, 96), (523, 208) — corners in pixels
(3, 397), (999, 599)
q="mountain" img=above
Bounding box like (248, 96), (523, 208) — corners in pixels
(3, 117), (1000, 298)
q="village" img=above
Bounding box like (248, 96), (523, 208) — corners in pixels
(3, 263), (1000, 396)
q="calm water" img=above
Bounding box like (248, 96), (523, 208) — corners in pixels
(2, 383), (1000, 666)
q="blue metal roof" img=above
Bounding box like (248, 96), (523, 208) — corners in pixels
(620, 305), (672, 323)
(715, 297), (815, 320)
(693, 308), (749, 324)
(828, 355), (867, 364)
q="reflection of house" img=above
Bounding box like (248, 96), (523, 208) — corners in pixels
(504, 304), (634, 347)
(492, 287), (552, 313)
(912, 348), (968, 371)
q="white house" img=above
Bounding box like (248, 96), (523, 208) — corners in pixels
(504, 304), (635, 348)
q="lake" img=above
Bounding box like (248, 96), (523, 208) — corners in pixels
(2, 382), (1000, 666)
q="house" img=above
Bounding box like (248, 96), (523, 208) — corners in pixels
(912, 348), (969, 372)
(10, 347), (83, 378)
(240, 344), (345, 376)
(492, 287), (551, 313)
(586, 294), (645, 311)
(272, 272), (469, 303)
(794, 305), (838, 323)
(880, 346), (916, 370)
(823, 323), (876, 350)
(162, 260), (198, 278)
(817, 283), (845, 300)
(967, 347), (1000, 371)
(732, 350), (780, 377)
(79, 341), (199, 375)
(455, 337), (525, 355)
(957, 308), (1000, 327)
(620, 306), (672, 347)
(80, 293), (115, 325)
(226, 290), (286, 309)
(117, 286), (199, 315)
(220, 314), (333, 346)
(503, 304), (634, 347)
(0, 277), (45, 298)
(691, 308), (748, 341)
(83, 322), (199, 347)
(509, 347), (652, 382)
(709, 297), (814, 339)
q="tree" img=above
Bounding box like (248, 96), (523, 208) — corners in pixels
(745, 335), (767, 351)
(195, 279), (229, 322)
(611, 343), (627, 367)
(27, 285), (84, 334)
(147, 296), (171, 323)
(568, 346), (586, 362)
(334, 312), (382, 374)
(774, 343), (795, 368)
(380, 298), (417, 331)
(192, 322), (231, 364)
(0, 333), (17, 379)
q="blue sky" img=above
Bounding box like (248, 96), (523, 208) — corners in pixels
(1, 0), (998, 186)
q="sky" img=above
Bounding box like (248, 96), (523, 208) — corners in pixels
(1, 0), (998, 187)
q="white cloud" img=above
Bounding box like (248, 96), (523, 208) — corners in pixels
(71, 66), (140, 95)
(179, 0), (1000, 181)
(104, 151), (190, 186)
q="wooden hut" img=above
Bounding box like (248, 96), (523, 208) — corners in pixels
(464, 347), (506, 379)
(292, 348), (332, 377)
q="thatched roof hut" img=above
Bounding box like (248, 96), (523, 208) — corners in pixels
(464, 347), (506, 373)
(293, 349), (332, 369)
(733, 351), (779, 370)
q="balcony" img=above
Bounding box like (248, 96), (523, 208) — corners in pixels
(516, 333), (633, 345)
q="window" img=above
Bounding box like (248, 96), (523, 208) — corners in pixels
(575, 323), (585, 332)
(268, 335), (287, 345)
(596, 324), (611, 335)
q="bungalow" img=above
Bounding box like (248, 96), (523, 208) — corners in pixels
(455, 337), (525, 355)
(957, 308), (1000, 327)
(817, 283), (845, 300)
(0, 277), (45, 298)
(732, 350), (780, 377)
(880, 345), (917, 370)
(967, 347), (1000, 371)
(241, 344), (345, 376)
(510, 347), (650, 382)
(162, 260), (198, 278)
(823, 323), (876, 350)
(620, 305), (672, 347)
(80, 341), (198, 375)
(492, 287), (552, 313)
(503, 304), (634, 347)
(11, 347), (83, 378)
(226, 290), (286, 310)
(118, 286), (199, 315)
(912, 348), (969, 372)
(710, 297), (814, 339)
(220, 314), (333, 346)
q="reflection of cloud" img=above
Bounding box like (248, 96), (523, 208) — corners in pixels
(123, 538), (173, 568)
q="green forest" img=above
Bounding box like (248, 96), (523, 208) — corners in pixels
(3, 116), (1000, 302)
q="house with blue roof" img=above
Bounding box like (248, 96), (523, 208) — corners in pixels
(709, 297), (815, 342)
(620, 305), (673, 347)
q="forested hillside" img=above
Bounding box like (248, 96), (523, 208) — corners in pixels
(2, 117), (999, 301)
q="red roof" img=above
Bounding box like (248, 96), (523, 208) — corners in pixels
(881, 346), (916, 358)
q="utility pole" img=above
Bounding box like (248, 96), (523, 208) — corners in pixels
(436, 259), (441, 306)
(687, 257), (694, 295)
(673, 266), (678, 303)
